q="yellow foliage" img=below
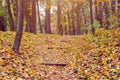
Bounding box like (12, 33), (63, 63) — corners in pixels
(0, 58), (5, 66)
(28, 70), (34, 76)
(0, 29), (120, 79)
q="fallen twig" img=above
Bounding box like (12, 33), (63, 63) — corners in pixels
(41, 62), (67, 66)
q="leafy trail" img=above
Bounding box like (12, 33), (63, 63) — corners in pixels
(0, 29), (120, 80)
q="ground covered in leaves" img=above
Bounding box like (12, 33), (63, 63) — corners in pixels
(0, 29), (120, 80)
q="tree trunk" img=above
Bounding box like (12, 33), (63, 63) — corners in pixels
(24, 0), (33, 32)
(14, 0), (18, 30)
(10, 0), (18, 30)
(76, 3), (81, 35)
(82, 9), (88, 34)
(32, 0), (36, 34)
(71, 3), (75, 35)
(0, 16), (6, 31)
(67, 11), (71, 35)
(57, 0), (63, 35)
(82, 9), (87, 24)
(12, 0), (25, 54)
(37, 0), (43, 33)
(111, 0), (116, 15)
(118, 0), (120, 27)
(104, 2), (110, 29)
(95, 0), (99, 21)
(63, 16), (67, 35)
(6, 0), (15, 31)
(15, 0), (18, 17)
(98, 2), (103, 28)
(45, 0), (51, 34)
(90, 0), (95, 34)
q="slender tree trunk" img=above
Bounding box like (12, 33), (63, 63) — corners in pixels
(25, 24), (29, 32)
(32, 0), (36, 34)
(11, 0), (18, 30)
(14, 0), (18, 30)
(95, 0), (99, 21)
(82, 9), (88, 34)
(6, 0), (15, 31)
(37, 0), (43, 33)
(98, 2), (103, 28)
(111, 0), (116, 15)
(57, 0), (63, 35)
(90, 0), (95, 34)
(0, 16), (6, 31)
(76, 3), (81, 35)
(104, 2), (110, 29)
(15, 0), (18, 16)
(25, 0), (32, 32)
(118, 0), (120, 27)
(71, 3), (75, 35)
(12, 0), (25, 54)
(63, 16), (67, 35)
(67, 11), (71, 35)
(45, 0), (51, 34)
(82, 9), (87, 24)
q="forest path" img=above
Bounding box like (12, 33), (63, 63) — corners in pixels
(0, 32), (81, 79)
(32, 35), (80, 79)
(0, 31), (120, 80)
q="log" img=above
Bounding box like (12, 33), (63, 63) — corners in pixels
(41, 62), (67, 66)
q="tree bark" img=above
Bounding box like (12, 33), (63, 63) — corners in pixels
(14, 0), (18, 30)
(45, 0), (51, 34)
(57, 0), (63, 35)
(67, 11), (71, 35)
(118, 0), (120, 27)
(37, 0), (43, 33)
(95, 0), (99, 21)
(0, 16), (6, 31)
(24, 0), (33, 33)
(63, 16), (67, 35)
(104, 2), (110, 29)
(6, 0), (15, 31)
(12, 0), (25, 54)
(111, 0), (116, 15)
(32, 0), (37, 34)
(90, 0), (95, 34)
(76, 3), (81, 35)
(98, 2), (103, 28)
(71, 3), (75, 35)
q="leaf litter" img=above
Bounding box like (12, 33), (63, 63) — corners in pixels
(0, 29), (120, 80)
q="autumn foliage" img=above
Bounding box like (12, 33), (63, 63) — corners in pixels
(0, 29), (120, 79)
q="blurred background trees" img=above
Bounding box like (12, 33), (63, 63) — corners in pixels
(0, 0), (120, 34)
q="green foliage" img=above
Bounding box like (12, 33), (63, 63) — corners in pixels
(82, 23), (91, 33)
(82, 20), (100, 34)
(108, 14), (118, 29)
(0, 3), (8, 20)
(93, 20), (100, 29)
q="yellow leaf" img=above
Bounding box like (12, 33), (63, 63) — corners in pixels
(102, 58), (107, 65)
(103, 66), (108, 70)
(0, 58), (5, 66)
(17, 77), (23, 80)
(28, 70), (34, 76)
